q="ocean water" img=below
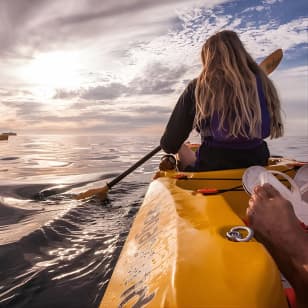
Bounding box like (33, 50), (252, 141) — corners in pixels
(0, 135), (307, 308)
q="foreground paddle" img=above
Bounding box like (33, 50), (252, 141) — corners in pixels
(259, 48), (283, 75)
(75, 145), (161, 200)
(76, 49), (283, 200)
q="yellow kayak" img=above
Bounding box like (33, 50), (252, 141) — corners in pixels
(100, 157), (302, 308)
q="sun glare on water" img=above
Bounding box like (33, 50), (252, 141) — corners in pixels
(19, 51), (83, 97)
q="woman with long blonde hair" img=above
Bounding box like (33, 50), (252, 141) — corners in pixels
(160, 30), (283, 171)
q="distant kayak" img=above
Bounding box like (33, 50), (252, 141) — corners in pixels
(100, 157), (304, 308)
(0, 134), (9, 140)
(2, 132), (17, 136)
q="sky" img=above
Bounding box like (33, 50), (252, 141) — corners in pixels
(0, 0), (307, 137)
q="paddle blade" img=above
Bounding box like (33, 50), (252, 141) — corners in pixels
(259, 48), (283, 75)
(75, 185), (109, 200)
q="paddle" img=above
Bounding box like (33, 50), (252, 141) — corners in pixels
(76, 48), (283, 200)
(75, 145), (161, 200)
(259, 48), (283, 75)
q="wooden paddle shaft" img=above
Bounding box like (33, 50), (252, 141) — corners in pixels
(107, 145), (162, 189)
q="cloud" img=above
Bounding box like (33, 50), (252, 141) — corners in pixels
(0, 88), (32, 97)
(273, 66), (308, 103)
(0, 0), (307, 136)
(1, 100), (45, 117)
(78, 63), (188, 101)
(130, 105), (172, 115)
(81, 83), (128, 100)
(262, 0), (283, 4)
(168, 3), (308, 61)
(0, 102), (171, 135)
(242, 6), (266, 13)
(0, 0), (226, 60)
(129, 63), (188, 95)
(0, 0), (51, 57)
(271, 66), (308, 136)
(53, 89), (81, 99)
(0, 99), (48, 133)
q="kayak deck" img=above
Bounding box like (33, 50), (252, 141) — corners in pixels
(100, 160), (298, 308)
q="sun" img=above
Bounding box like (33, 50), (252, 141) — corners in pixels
(19, 51), (83, 93)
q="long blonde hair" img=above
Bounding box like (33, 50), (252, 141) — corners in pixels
(194, 30), (283, 139)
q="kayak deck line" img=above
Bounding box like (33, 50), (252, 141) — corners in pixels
(100, 158), (299, 308)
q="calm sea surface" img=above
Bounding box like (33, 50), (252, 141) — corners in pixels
(0, 135), (307, 308)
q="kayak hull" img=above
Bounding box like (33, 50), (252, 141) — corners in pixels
(100, 161), (298, 308)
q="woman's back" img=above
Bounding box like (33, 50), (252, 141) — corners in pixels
(160, 30), (284, 172)
(194, 30), (283, 141)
